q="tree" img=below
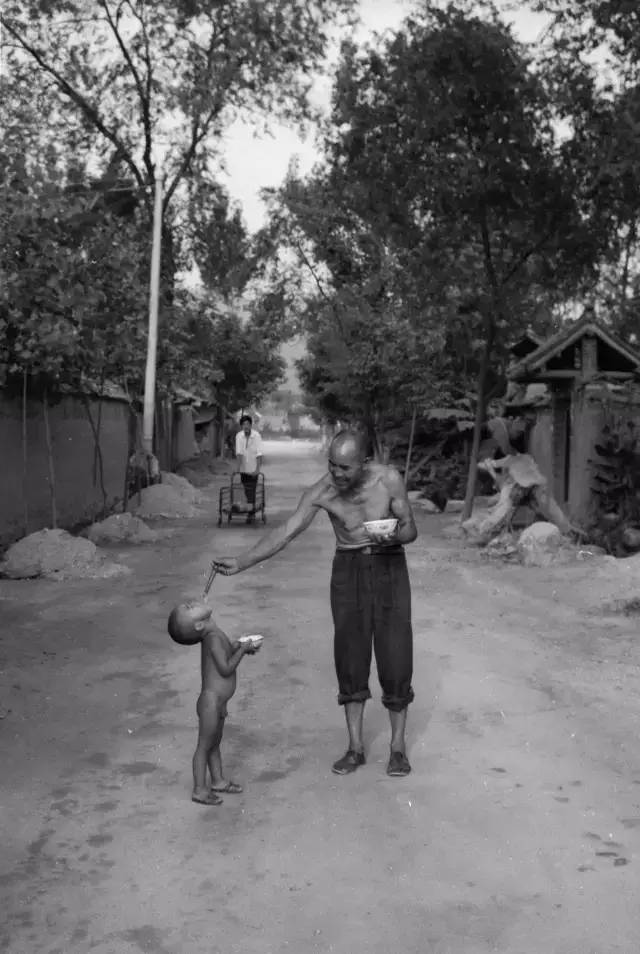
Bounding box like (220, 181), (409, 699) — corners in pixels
(164, 291), (287, 412)
(258, 165), (462, 457)
(1, 0), (333, 493)
(1, 0), (358, 219)
(532, 0), (640, 67)
(209, 312), (287, 411)
(303, 3), (599, 516)
(533, 0), (640, 346)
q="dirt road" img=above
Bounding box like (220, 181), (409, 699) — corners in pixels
(1, 440), (640, 954)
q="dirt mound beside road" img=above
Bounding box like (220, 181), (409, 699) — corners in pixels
(85, 513), (159, 545)
(175, 454), (232, 488)
(160, 471), (203, 504)
(129, 482), (201, 519)
(0, 528), (130, 580)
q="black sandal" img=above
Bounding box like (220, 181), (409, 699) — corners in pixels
(387, 751), (411, 777)
(332, 749), (366, 775)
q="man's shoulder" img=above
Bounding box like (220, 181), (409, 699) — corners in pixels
(301, 472), (332, 502)
(368, 461), (403, 486)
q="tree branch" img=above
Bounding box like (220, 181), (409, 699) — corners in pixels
(124, 0), (155, 180)
(500, 210), (562, 287)
(0, 13), (144, 190)
(162, 113), (204, 210)
(98, 0), (153, 179)
(295, 240), (347, 341)
(162, 21), (236, 209)
(479, 206), (501, 308)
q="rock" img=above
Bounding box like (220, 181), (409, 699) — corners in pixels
(622, 526), (640, 551)
(517, 521), (563, 567)
(414, 497), (440, 514)
(576, 546), (607, 561)
(86, 512), (159, 545)
(0, 528), (129, 580)
(445, 499), (464, 514)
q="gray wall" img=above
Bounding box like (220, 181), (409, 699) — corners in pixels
(0, 392), (130, 548)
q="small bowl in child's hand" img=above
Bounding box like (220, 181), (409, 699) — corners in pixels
(239, 634), (263, 649)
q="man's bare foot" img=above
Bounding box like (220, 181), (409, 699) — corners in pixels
(192, 789), (223, 805)
(210, 780), (243, 794)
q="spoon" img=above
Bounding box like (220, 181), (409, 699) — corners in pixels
(202, 562), (219, 598)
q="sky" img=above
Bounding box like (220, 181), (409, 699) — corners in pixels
(217, 0), (551, 234)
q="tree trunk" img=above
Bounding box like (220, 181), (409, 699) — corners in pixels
(92, 376), (104, 486)
(82, 393), (108, 517)
(22, 368), (29, 536)
(217, 405), (225, 459)
(122, 449), (130, 514)
(462, 207), (503, 522)
(461, 315), (496, 521)
(404, 405), (418, 486)
(42, 385), (57, 529)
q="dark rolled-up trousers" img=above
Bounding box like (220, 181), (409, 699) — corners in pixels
(330, 546), (414, 712)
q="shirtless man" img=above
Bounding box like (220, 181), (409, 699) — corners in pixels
(212, 430), (418, 777)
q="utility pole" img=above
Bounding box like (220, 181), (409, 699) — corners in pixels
(142, 160), (164, 461)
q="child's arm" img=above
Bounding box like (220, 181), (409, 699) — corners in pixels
(209, 634), (249, 677)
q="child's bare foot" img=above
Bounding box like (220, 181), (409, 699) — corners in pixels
(192, 789), (223, 806)
(210, 780), (243, 794)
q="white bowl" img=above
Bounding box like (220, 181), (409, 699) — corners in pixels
(239, 634), (263, 647)
(363, 518), (398, 535)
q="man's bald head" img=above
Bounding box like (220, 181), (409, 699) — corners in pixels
(328, 430), (370, 491)
(329, 429), (369, 462)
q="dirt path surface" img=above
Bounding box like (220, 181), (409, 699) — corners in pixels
(2, 440), (640, 954)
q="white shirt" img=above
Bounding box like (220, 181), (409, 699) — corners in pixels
(235, 429), (263, 473)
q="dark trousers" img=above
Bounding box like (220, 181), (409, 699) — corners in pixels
(240, 473), (258, 508)
(330, 547), (414, 712)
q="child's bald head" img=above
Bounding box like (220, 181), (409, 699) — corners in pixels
(167, 601), (212, 645)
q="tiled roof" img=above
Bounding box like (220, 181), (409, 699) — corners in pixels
(508, 313), (640, 380)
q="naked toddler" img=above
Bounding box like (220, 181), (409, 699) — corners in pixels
(167, 601), (259, 805)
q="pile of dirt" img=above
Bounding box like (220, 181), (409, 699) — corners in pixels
(129, 482), (200, 519)
(176, 454), (232, 488)
(160, 471), (203, 504)
(0, 529), (130, 581)
(85, 513), (159, 545)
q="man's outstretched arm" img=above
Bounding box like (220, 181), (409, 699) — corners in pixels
(213, 483), (322, 575)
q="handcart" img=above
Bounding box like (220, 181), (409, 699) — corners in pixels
(218, 472), (267, 527)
